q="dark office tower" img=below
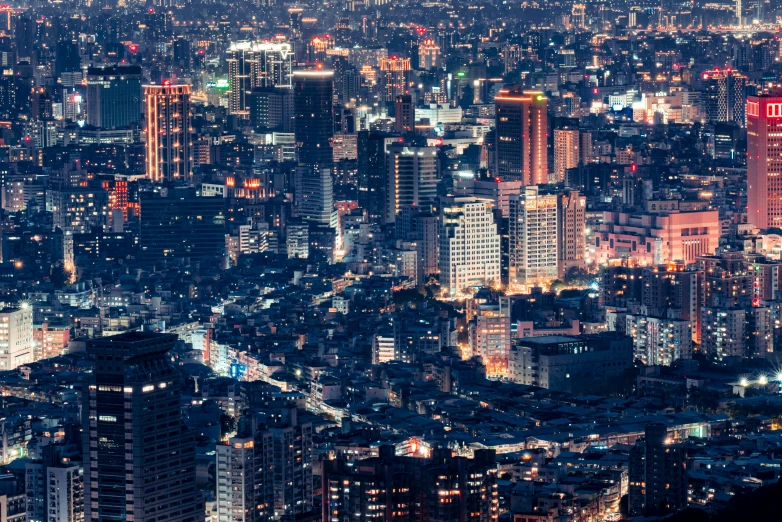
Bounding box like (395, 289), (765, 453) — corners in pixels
(14, 16), (34, 64)
(144, 83), (192, 183)
(86, 66), (143, 129)
(747, 95), (782, 229)
(173, 37), (191, 69)
(357, 131), (394, 223)
(248, 86), (293, 131)
(293, 69), (335, 226)
(83, 332), (202, 522)
(628, 424), (687, 517)
(494, 87), (548, 184)
(54, 40), (80, 79)
(394, 94), (413, 133)
(139, 190), (226, 260)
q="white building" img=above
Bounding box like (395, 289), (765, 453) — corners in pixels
(0, 306), (33, 369)
(509, 187), (558, 289)
(25, 463), (83, 522)
(372, 334), (395, 364)
(415, 103), (463, 125)
(439, 196), (501, 295)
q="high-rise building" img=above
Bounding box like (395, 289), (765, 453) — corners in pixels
(469, 303), (512, 377)
(385, 143), (438, 224)
(701, 69), (747, 126)
(556, 189), (586, 277)
(144, 83), (192, 182)
(293, 69), (335, 226)
(25, 460), (83, 522)
(323, 446), (498, 522)
(628, 424), (688, 517)
(626, 310), (693, 365)
(379, 56), (410, 104)
(227, 41), (294, 115)
(216, 408), (313, 522)
(139, 190), (227, 260)
(248, 87), (293, 131)
(494, 87), (548, 184)
(439, 196), (501, 295)
(394, 94), (413, 133)
(54, 40), (80, 79)
(509, 187), (558, 289)
(553, 128), (580, 183)
(747, 95), (782, 229)
(0, 306), (33, 370)
(86, 66), (143, 129)
(82, 332), (202, 522)
(357, 131), (396, 223)
(418, 38), (441, 70)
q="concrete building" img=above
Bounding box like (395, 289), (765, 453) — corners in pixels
(439, 196), (501, 295)
(628, 424), (687, 517)
(25, 462), (83, 522)
(557, 189), (586, 277)
(595, 210), (720, 265)
(509, 187), (558, 289)
(0, 306), (33, 370)
(469, 303), (512, 377)
(553, 128), (580, 184)
(625, 309), (693, 366)
(508, 333), (633, 393)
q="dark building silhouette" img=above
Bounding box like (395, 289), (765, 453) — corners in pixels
(628, 423), (688, 517)
(82, 332), (202, 522)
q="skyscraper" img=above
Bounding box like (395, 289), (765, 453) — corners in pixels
(509, 186), (558, 289)
(227, 41), (293, 116)
(82, 332), (202, 522)
(701, 69), (747, 126)
(86, 66), (143, 129)
(556, 189), (586, 277)
(418, 38), (441, 70)
(380, 56), (410, 105)
(293, 69), (335, 226)
(439, 196), (501, 295)
(394, 94), (413, 133)
(553, 128), (580, 184)
(747, 95), (782, 229)
(385, 143), (438, 224)
(495, 87), (548, 184)
(357, 131), (396, 223)
(144, 82), (192, 183)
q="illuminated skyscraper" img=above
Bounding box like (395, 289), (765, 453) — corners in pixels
(495, 87), (548, 184)
(293, 70), (335, 226)
(144, 83), (192, 183)
(227, 41), (293, 116)
(418, 38), (441, 70)
(747, 95), (782, 229)
(380, 56), (410, 104)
